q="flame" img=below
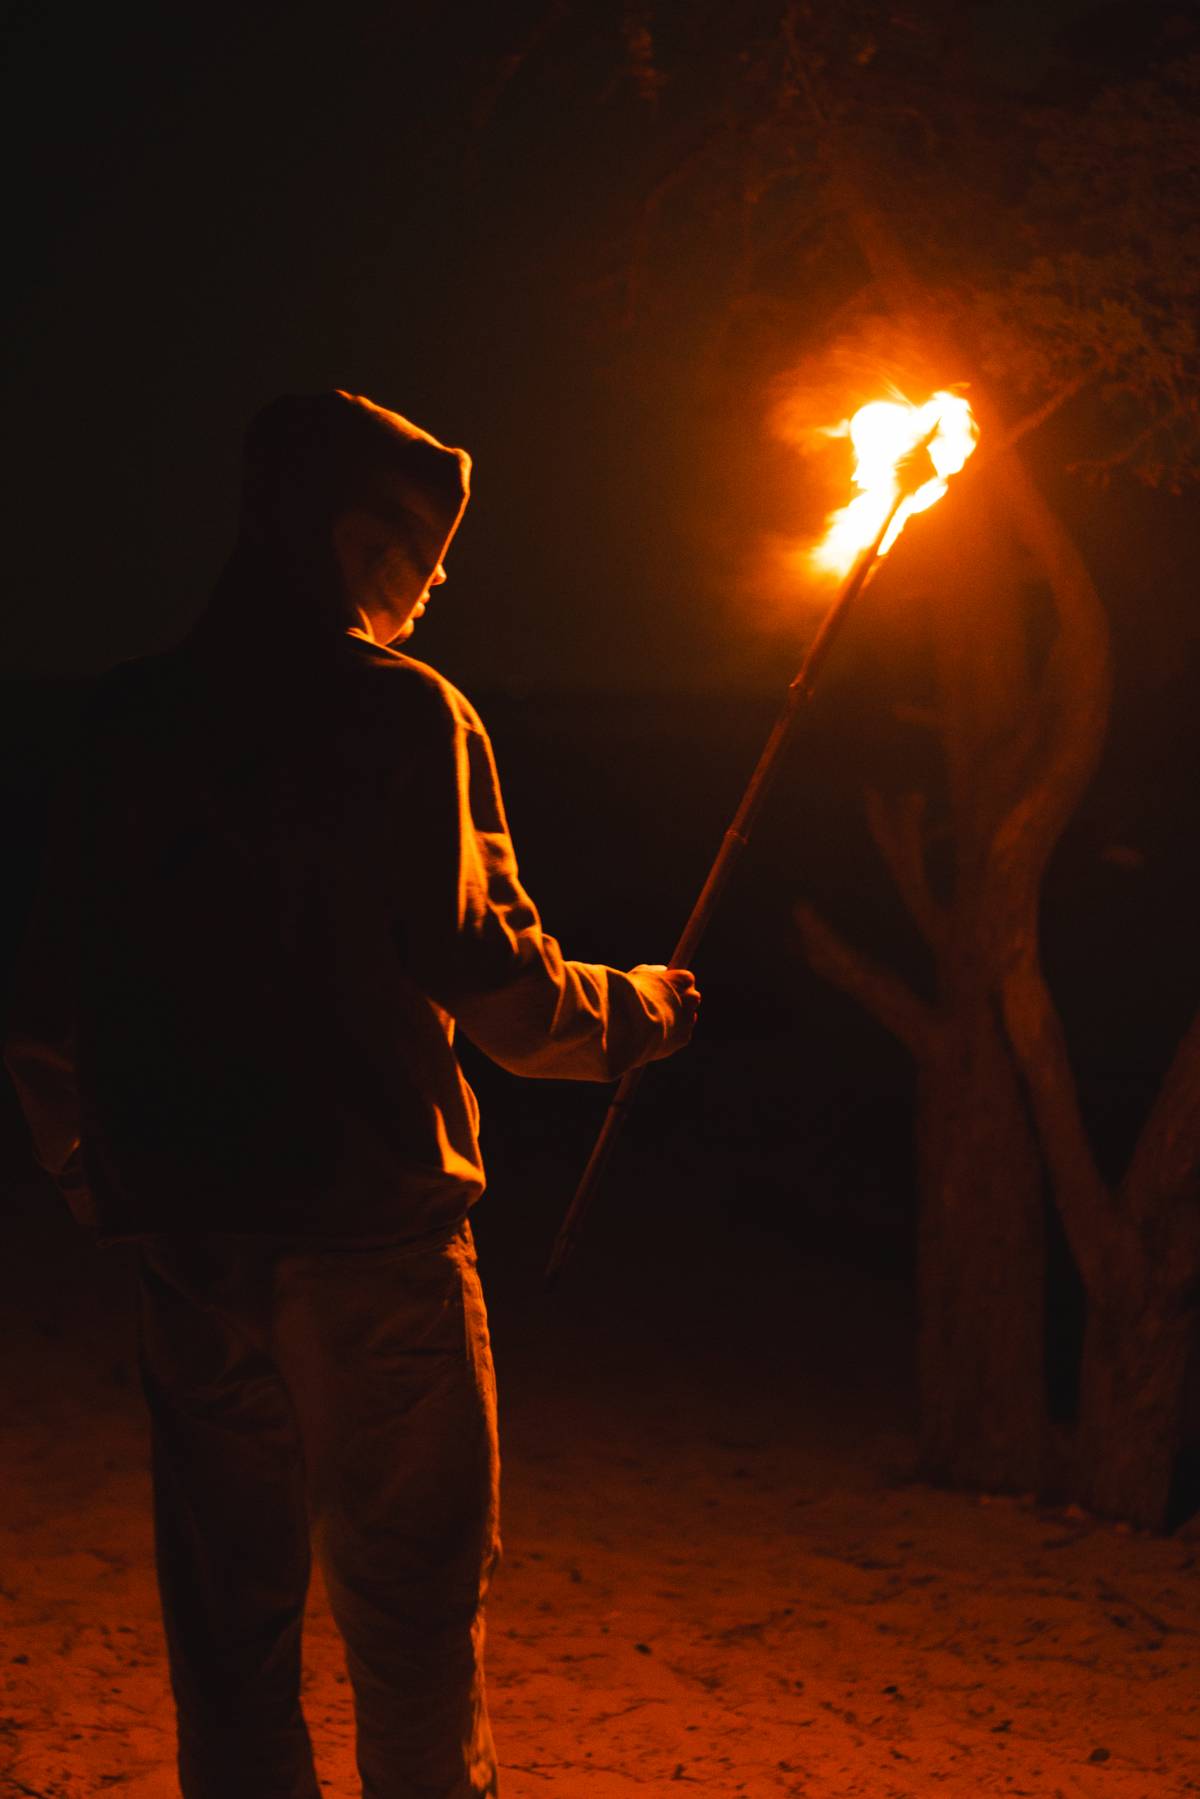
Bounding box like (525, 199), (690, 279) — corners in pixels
(811, 390), (978, 579)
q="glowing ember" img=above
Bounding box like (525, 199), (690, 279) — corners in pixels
(811, 390), (978, 578)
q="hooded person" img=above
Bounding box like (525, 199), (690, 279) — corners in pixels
(4, 391), (700, 1799)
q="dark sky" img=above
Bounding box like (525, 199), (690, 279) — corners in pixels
(6, 3), (727, 696)
(5, 7), (545, 686)
(4, 0), (1195, 699)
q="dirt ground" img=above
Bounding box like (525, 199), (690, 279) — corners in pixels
(1, 1177), (1198, 1799)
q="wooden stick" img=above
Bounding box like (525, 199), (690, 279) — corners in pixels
(545, 439), (936, 1287)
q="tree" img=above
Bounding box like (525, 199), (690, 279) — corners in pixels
(486, 0), (1200, 1524)
(781, 6), (1200, 1528)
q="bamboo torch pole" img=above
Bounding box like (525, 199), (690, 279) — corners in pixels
(545, 432), (940, 1289)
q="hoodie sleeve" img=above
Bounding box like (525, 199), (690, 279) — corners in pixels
(393, 685), (679, 1081)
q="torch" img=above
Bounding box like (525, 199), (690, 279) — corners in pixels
(545, 391), (978, 1287)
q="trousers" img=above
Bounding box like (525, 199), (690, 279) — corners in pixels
(137, 1220), (501, 1799)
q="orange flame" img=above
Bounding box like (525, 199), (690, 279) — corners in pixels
(811, 390), (978, 579)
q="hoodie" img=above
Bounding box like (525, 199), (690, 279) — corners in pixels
(5, 392), (681, 1241)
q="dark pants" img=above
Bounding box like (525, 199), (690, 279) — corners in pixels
(137, 1221), (501, 1799)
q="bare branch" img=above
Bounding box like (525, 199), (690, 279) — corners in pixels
(864, 787), (946, 949)
(989, 374), (1090, 460)
(794, 902), (939, 1061)
(1066, 398), (1193, 479)
(987, 438), (1113, 887)
(998, 953), (1124, 1298)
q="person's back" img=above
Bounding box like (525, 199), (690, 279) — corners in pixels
(72, 635), (498, 1241)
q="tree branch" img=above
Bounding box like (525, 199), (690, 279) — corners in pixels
(795, 902), (939, 1061)
(818, 171), (1112, 890)
(864, 787), (946, 949)
(990, 374), (1090, 459)
(998, 952), (1125, 1298)
(1066, 398), (1192, 479)
(987, 438), (1113, 889)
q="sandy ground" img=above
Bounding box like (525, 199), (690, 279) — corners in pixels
(1, 1179), (1198, 1799)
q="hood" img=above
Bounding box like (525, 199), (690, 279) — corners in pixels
(197, 390), (471, 650)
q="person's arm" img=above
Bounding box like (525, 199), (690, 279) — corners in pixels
(396, 691), (698, 1081)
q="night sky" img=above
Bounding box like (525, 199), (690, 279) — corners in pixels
(6, 4), (715, 693)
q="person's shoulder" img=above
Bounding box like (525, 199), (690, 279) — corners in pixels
(341, 638), (487, 741)
(336, 642), (492, 778)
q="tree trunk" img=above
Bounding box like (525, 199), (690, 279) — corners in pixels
(916, 996), (1046, 1490)
(1075, 1282), (1197, 1528)
(1087, 1007), (1200, 1528)
(912, 523), (1054, 1493)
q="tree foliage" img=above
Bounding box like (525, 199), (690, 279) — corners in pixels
(977, 52), (1200, 485)
(492, 2), (1200, 485)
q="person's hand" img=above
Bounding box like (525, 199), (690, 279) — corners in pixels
(632, 964), (701, 1057)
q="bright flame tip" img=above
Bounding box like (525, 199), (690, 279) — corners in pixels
(810, 389), (978, 579)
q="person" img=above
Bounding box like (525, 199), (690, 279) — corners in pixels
(3, 390), (700, 1799)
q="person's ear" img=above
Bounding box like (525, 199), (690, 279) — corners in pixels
(332, 509), (386, 596)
